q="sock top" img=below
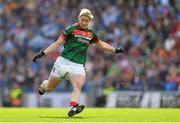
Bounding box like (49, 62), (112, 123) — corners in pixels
(70, 101), (78, 107)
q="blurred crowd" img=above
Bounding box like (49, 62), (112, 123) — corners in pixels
(0, 0), (180, 106)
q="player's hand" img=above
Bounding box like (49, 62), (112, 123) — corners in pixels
(115, 47), (124, 53)
(32, 50), (45, 63)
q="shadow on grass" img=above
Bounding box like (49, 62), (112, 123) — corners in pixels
(40, 116), (111, 119)
(40, 116), (86, 119)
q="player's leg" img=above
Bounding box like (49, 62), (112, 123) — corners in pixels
(39, 57), (72, 95)
(39, 63), (62, 95)
(68, 74), (85, 117)
(38, 76), (61, 95)
(70, 74), (85, 103)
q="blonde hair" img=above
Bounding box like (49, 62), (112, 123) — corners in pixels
(78, 8), (94, 20)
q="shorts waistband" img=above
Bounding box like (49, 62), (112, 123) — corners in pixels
(58, 56), (85, 67)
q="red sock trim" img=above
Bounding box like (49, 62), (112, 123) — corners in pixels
(70, 101), (78, 107)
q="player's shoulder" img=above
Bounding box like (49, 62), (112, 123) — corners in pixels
(87, 27), (97, 35)
(65, 23), (78, 31)
(86, 26), (96, 33)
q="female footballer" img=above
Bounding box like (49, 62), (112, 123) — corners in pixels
(32, 8), (124, 117)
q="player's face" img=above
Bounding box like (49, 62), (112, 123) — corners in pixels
(78, 16), (91, 29)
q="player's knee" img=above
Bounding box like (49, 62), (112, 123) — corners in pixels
(73, 85), (82, 91)
(77, 83), (84, 90)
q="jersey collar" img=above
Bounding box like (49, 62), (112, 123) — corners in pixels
(76, 21), (88, 31)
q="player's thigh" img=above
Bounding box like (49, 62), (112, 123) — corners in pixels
(70, 74), (85, 89)
(48, 64), (61, 89)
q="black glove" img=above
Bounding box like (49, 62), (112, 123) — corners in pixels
(32, 50), (45, 63)
(115, 47), (124, 53)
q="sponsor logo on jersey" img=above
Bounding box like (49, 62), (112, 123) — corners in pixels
(72, 29), (93, 40)
(77, 38), (90, 45)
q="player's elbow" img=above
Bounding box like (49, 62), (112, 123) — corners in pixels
(56, 37), (64, 46)
(96, 40), (104, 48)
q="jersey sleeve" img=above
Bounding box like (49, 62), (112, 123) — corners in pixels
(60, 26), (74, 40)
(90, 30), (99, 44)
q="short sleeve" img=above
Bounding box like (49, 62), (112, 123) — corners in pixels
(60, 26), (74, 40)
(90, 30), (99, 44)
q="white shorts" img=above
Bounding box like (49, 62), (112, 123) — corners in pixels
(50, 56), (86, 79)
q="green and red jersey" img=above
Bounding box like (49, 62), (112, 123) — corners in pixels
(60, 23), (99, 64)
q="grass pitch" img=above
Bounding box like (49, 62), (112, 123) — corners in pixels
(0, 108), (180, 122)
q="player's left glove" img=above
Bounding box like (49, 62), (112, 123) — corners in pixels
(32, 50), (45, 63)
(115, 47), (124, 53)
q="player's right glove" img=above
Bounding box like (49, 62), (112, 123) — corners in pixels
(32, 50), (45, 63)
(115, 47), (124, 53)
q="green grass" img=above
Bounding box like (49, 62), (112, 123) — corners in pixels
(0, 108), (180, 122)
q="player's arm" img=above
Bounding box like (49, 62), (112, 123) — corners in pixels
(95, 40), (124, 53)
(32, 37), (65, 62)
(43, 37), (65, 54)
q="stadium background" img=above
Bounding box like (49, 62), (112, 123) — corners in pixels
(0, 0), (179, 108)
